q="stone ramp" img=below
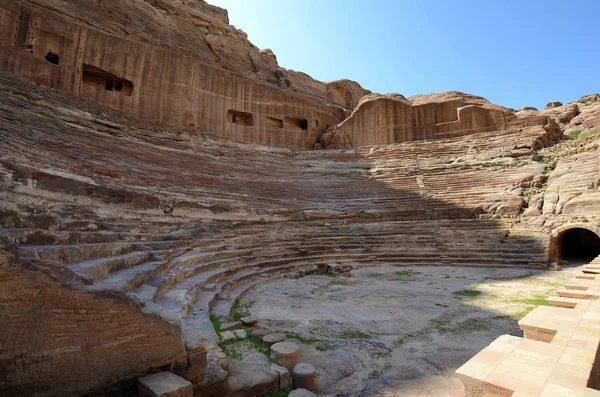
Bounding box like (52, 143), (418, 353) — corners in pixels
(456, 257), (600, 396)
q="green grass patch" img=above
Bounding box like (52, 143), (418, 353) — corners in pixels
(395, 270), (422, 277)
(230, 299), (255, 321)
(484, 272), (534, 281)
(568, 129), (583, 138)
(315, 344), (336, 352)
(337, 330), (371, 339)
(507, 294), (549, 307)
(210, 314), (222, 338)
(368, 273), (387, 278)
(371, 347), (393, 359)
(329, 278), (351, 286)
(286, 332), (318, 344)
(453, 289), (482, 298)
(367, 363), (392, 380)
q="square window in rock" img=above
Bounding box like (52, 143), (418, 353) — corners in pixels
(227, 110), (254, 126)
(82, 64), (134, 96)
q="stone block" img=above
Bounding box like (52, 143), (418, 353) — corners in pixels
(262, 332), (285, 348)
(138, 372), (192, 397)
(221, 331), (236, 343)
(221, 321), (242, 331)
(270, 363), (290, 389)
(234, 329), (247, 339)
(241, 316), (258, 326)
(292, 362), (315, 391)
(251, 328), (273, 338)
(270, 341), (300, 371)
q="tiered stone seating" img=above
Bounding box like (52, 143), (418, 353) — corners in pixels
(0, 74), (561, 395)
(456, 256), (600, 396)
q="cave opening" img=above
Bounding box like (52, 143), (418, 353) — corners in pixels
(558, 228), (600, 263)
(284, 116), (308, 131)
(44, 52), (59, 65)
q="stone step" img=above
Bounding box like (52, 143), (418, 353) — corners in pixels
(18, 241), (138, 264)
(88, 260), (164, 292)
(69, 250), (158, 280)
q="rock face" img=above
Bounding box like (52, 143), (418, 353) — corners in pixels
(325, 91), (548, 148)
(1, 1), (600, 397)
(0, 262), (190, 397)
(0, 0), (368, 150)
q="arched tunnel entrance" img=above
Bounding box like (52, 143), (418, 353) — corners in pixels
(556, 227), (600, 263)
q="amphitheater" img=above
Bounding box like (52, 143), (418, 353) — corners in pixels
(1, 1), (600, 397)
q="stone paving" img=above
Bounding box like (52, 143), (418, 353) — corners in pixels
(237, 265), (580, 396)
(457, 255), (600, 397)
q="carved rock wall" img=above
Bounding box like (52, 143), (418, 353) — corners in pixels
(0, 0), (366, 150)
(329, 92), (533, 148)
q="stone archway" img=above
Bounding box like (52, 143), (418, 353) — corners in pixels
(549, 223), (600, 263)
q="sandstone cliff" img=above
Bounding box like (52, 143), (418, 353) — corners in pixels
(2, 1), (600, 397)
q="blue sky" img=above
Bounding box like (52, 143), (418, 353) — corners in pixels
(207, 0), (599, 110)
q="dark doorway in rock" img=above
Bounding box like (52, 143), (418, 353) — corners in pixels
(81, 64), (134, 96)
(284, 116), (308, 131)
(45, 52), (59, 65)
(558, 228), (600, 263)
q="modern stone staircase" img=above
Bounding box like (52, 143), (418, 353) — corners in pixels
(456, 255), (600, 396)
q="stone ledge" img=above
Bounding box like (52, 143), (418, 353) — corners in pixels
(456, 260), (600, 397)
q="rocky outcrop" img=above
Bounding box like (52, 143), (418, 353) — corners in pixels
(2, 1), (600, 397)
(0, 0), (367, 150)
(545, 101), (563, 109)
(0, 261), (189, 397)
(325, 91), (549, 148)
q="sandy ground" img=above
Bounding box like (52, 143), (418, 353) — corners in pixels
(239, 265), (580, 397)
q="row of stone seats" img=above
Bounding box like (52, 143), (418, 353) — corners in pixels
(1, 77), (551, 222)
(1, 203), (549, 391)
(456, 255), (600, 396)
(106, 218), (546, 387)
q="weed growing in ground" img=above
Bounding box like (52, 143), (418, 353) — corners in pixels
(569, 129), (583, 138)
(452, 289), (482, 298)
(210, 314), (222, 338)
(315, 344), (336, 352)
(338, 330), (371, 339)
(286, 332), (318, 344)
(484, 273), (534, 281)
(230, 299), (255, 320)
(367, 363), (392, 380)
